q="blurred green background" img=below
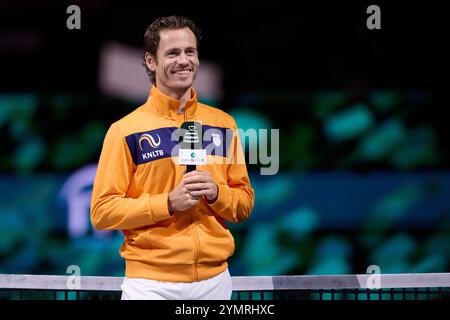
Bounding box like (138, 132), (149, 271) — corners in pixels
(0, 89), (449, 277)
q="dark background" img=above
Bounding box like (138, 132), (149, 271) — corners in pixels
(1, 1), (448, 90)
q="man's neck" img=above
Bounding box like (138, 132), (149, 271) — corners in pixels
(155, 84), (192, 114)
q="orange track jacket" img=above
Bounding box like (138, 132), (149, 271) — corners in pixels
(90, 86), (254, 282)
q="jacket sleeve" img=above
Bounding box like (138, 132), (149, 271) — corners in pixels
(90, 124), (171, 230)
(206, 121), (255, 223)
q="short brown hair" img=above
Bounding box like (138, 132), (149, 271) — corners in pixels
(143, 15), (202, 83)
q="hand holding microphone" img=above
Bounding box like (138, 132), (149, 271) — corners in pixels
(168, 179), (201, 213)
(183, 170), (218, 203)
(168, 170), (219, 214)
(168, 121), (217, 214)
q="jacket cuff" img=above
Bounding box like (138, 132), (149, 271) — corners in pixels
(148, 193), (171, 223)
(206, 184), (229, 213)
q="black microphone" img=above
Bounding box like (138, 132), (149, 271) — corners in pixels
(179, 121), (204, 172)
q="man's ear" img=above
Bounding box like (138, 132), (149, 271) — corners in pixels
(144, 52), (156, 72)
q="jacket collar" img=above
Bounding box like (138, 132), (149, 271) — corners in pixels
(146, 85), (198, 120)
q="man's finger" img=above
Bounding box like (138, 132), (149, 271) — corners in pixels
(189, 190), (210, 197)
(183, 170), (211, 178)
(186, 191), (201, 199)
(183, 170), (202, 177)
(183, 175), (210, 184)
(185, 182), (210, 191)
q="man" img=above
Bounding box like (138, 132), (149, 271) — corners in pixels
(90, 15), (254, 300)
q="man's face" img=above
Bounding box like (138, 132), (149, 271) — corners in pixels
(149, 28), (199, 94)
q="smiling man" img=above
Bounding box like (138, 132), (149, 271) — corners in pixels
(90, 16), (254, 300)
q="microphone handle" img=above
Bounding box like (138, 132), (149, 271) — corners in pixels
(186, 165), (196, 173)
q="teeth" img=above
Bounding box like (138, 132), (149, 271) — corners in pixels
(176, 70), (191, 74)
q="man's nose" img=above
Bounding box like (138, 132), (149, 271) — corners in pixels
(177, 53), (189, 65)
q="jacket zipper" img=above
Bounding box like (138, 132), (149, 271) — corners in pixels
(190, 208), (200, 281)
(184, 103), (200, 281)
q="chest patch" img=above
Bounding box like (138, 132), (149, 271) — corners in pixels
(125, 125), (233, 165)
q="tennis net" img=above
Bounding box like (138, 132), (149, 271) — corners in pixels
(1, 273), (449, 300)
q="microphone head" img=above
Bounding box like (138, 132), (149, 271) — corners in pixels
(179, 121), (203, 149)
(178, 121), (205, 170)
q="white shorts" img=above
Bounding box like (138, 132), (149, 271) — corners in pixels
(121, 268), (233, 300)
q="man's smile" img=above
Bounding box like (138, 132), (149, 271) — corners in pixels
(173, 69), (193, 76)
